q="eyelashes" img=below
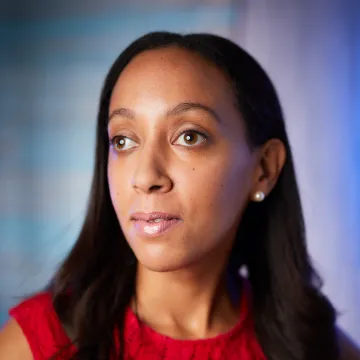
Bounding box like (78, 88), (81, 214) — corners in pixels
(109, 135), (138, 152)
(109, 129), (208, 152)
(173, 130), (207, 147)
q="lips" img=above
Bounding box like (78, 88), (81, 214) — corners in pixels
(130, 212), (181, 237)
(130, 212), (179, 222)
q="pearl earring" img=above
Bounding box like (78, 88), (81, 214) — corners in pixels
(253, 191), (265, 202)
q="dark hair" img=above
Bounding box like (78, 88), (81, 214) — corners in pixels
(48, 31), (339, 360)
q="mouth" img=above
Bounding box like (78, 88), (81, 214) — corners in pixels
(130, 212), (182, 237)
(130, 212), (180, 222)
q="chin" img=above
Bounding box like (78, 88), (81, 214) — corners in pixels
(136, 251), (196, 273)
(139, 262), (179, 273)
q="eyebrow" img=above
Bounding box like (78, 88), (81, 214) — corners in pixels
(108, 102), (222, 124)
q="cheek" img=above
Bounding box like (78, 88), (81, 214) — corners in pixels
(107, 157), (130, 220)
(184, 151), (253, 231)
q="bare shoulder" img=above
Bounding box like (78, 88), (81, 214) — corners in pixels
(0, 318), (33, 360)
(338, 327), (360, 360)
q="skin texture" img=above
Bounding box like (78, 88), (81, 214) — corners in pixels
(108, 47), (256, 274)
(107, 47), (286, 339)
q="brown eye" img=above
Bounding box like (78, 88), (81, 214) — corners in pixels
(110, 135), (137, 151)
(174, 130), (207, 147)
(184, 132), (198, 145)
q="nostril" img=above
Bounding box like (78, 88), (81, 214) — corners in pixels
(149, 185), (162, 191)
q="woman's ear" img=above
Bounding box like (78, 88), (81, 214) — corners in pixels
(250, 138), (286, 201)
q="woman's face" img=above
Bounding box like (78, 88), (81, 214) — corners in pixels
(107, 47), (258, 272)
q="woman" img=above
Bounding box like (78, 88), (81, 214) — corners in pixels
(0, 31), (358, 360)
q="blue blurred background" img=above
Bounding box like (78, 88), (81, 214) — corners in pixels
(1, 0), (359, 344)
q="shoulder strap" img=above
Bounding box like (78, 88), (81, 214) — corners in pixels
(9, 292), (74, 360)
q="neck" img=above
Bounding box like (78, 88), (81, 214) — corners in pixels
(132, 259), (242, 339)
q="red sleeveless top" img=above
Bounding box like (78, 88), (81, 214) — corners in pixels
(9, 284), (266, 360)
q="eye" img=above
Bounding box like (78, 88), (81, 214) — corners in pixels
(174, 130), (207, 147)
(110, 135), (138, 151)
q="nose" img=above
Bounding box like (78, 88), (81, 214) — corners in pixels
(131, 146), (173, 195)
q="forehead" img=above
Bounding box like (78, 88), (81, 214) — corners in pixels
(109, 47), (236, 112)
